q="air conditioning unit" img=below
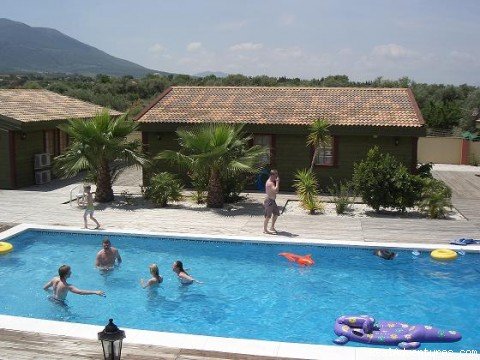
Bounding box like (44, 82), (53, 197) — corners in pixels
(34, 153), (51, 169)
(35, 170), (51, 185)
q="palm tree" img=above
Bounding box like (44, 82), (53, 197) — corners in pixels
(158, 123), (267, 208)
(307, 119), (331, 171)
(54, 111), (148, 202)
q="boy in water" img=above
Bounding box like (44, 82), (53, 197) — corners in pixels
(83, 185), (101, 229)
(43, 265), (105, 302)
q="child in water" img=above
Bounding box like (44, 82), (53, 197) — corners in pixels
(172, 260), (202, 285)
(140, 264), (163, 288)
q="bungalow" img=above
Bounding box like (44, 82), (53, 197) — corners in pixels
(0, 89), (121, 189)
(136, 86), (426, 190)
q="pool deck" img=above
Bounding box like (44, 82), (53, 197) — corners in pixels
(0, 165), (479, 244)
(1, 164), (479, 360)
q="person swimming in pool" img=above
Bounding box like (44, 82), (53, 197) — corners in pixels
(172, 260), (202, 285)
(373, 249), (397, 260)
(141, 264), (163, 288)
(43, 265), (105, 302)
(95, 237), (122, 270)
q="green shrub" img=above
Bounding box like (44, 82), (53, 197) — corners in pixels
(189, 168), (208, 204)
(293, 169), (323, 214)
(222, 172), (251, 203)
(328, 180), (355, 214)
(415, 162), (433, 178)
(144, 172), (183, 207)
(190, 190), (207, 204)
(418, 178), (452, 218)
(352, 146), (422, 212)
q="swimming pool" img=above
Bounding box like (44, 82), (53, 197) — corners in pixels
(0, 228), (478, 352)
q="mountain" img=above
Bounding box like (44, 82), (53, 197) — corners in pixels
(194, 71), (229, 78)
(0, 18), (166, 77)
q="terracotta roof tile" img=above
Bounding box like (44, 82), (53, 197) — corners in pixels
(0, 89), (122, 122)
(137, 86), (424, 127)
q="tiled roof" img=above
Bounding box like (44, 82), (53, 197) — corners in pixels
(137, 86), (424, 127)
(0, 89), (122, 122)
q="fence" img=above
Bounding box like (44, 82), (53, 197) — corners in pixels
(418, 137), (480, 165)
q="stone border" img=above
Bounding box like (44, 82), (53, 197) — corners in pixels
(0, 224), (479, 360)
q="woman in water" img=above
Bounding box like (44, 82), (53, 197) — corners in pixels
(172, 260), (202, 285)
(141, 264), (163, 288)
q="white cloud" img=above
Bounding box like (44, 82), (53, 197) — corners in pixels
(229, 42), (264, 51)
(187, 42), (202, 52)
(372, 44), (414, 59)
(274, 46), (303, 58)
(218, 20), (247, 31)
(337, 48), (353, 57)
(449, 50), (476, 63)
(279, 14), (296, 26)
(148, 43), (166, 54)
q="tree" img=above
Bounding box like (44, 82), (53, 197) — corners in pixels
(352, 147), (422, 212)
(306, 119), (331, 171)
(158, 123), (267, 208)
(54, 111), (148, 202)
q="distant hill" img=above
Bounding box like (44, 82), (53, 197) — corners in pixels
(194, 71), (229, 78)
(0, 18), (167, 77)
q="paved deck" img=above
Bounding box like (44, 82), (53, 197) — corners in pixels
(0, 328), (286, 360)
(1, 165), (479, 243)
(432, 165), (480, 228)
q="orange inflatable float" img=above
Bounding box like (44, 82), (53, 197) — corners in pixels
(279, 252), (315, 266)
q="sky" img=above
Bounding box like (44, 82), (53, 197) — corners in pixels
(2, 0), (480, 85)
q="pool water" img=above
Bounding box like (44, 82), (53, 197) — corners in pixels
(0, 230), (479, 351)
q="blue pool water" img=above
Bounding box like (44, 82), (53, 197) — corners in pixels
(0, 230), (479, 351)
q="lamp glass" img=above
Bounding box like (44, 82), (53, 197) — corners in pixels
(101, 339), (123, 360)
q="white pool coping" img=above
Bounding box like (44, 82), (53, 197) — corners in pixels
(0, 224), (479, 360)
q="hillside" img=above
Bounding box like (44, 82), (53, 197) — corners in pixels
(0, 18), (166, 77)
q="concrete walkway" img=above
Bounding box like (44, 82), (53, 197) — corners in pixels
(1, 165), (479, 244)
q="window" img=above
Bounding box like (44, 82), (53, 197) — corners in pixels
(253, 134), (274, 165)
(59, 130), (69, 154)
(314, 136), (336, 166)
(44, 130), (56, 156)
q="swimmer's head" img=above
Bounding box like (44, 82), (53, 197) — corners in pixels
(102, 238), (111, 249)
(374, 249), (396, 260)
(84, 185), (91, 192)
(58, 265), (71, 279)
(269, 169), (278, 180)
(173, 260), (186, 274)
(150, 264), (159, 277)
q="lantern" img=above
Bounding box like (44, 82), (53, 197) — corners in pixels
(98, 319), (126, 360)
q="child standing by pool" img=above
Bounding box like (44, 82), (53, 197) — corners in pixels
(83, 185), (101, 229)
(141, 264), (163, 288)
(172, 260), (202, 285)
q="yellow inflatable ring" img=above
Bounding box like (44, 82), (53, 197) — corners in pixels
(0, 242), (13, 255)
(431, 249), (457, 261)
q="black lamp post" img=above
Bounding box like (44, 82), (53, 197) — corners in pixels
(98, 319), (126, 360)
